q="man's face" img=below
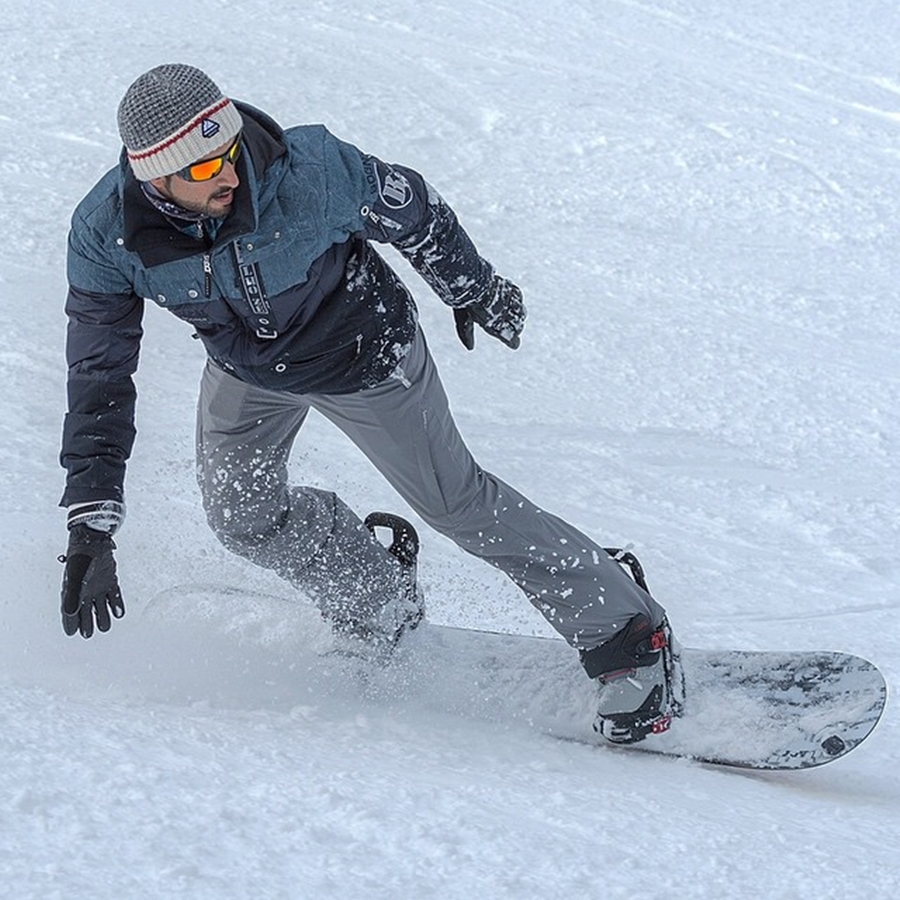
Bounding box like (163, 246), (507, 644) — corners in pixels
(149, 135), (241, 218)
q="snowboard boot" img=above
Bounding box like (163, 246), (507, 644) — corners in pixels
(581, 614), (685, 744)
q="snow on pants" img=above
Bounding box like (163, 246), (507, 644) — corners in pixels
(195, 329), (665, 654)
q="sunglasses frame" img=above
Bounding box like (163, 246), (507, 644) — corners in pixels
(176, 133), (243, 182)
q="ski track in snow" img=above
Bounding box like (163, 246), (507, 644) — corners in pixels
(1, 1), (899, 897)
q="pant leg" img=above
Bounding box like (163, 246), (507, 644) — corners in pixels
(308, 331), (665, 651)
(195, 361), (405, 629)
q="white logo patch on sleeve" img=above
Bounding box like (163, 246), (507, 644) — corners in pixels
(376, 165), (413, 210)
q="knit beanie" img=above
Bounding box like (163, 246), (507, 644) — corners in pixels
(117, 64), (243, 181)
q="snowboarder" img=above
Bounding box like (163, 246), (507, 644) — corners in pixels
(59, 64), (682, 743)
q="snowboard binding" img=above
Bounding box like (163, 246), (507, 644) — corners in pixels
(365, 512), (420, 569)
(364, 512), (425, 644)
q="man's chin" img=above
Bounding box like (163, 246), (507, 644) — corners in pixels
(207, 193), (234, 216)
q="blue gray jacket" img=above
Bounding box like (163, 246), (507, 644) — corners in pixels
(61, 104), (495, 508)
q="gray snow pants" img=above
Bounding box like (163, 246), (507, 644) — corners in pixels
(195, 329), (665, 654)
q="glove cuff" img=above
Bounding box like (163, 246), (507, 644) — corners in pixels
(67, 501), (125, 534)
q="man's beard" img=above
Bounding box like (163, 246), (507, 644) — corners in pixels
(174, 189), (234, 219)
(151, 178), (234, 220)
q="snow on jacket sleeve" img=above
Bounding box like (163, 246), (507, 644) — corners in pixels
(61, 219), (144, 508)
(351, 150), (495, 308)
(391, 184), (495, 309)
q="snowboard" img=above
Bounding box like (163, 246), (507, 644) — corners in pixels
(144, 584), (886, 771)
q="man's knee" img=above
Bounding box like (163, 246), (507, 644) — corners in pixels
(202, 482), (337, 560)
(414, 468), (498, 538)
(197, 452), (286, 537)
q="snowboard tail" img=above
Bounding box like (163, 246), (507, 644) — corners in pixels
(628, 645), (885, 769)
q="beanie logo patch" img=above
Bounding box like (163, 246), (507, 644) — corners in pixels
(201, 118), (221, 139)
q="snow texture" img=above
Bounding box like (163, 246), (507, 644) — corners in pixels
(1, 1), (899, 898)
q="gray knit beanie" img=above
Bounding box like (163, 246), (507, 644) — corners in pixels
(117, 64), (243, 181)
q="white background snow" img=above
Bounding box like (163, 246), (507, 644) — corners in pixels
(1, 0), (898, 897)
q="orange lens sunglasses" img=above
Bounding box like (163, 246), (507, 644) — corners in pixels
(177, 133), (242, 182)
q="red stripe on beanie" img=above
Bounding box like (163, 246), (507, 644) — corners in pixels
(127, 97), (233, 162)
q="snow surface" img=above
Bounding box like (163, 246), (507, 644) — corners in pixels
(1, 0), (899, 897)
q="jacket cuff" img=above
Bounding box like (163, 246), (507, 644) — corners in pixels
(67, 500), (126, 534)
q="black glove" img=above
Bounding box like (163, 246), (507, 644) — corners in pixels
(453, 275), (526, 350)
(59, 524), (125, 638)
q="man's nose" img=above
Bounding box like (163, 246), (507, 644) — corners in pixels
(218, 159), (240, 188)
